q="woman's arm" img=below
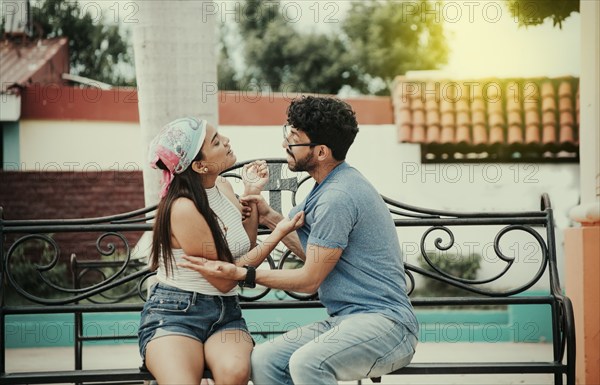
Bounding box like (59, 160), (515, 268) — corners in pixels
(240, 161), (269, 247)
(206, 211), (304, 291)
(217, 161), (269, 248)
(171, 197), (304, 292)
(216, 177), (259, 248)
(179, 210), (305, 293)
(170, 197), (221, 259)
(170, 197), (240, 292)
(179, 242), (337, 294)
(234, 211), (304, 267)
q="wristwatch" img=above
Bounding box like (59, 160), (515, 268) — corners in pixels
(238, 265), (256, 288)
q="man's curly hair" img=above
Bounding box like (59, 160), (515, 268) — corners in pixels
(287, 96), (359, 161)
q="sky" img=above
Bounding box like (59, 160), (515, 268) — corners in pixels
(440, 3), (580, 79)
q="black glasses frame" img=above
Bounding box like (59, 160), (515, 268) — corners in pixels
(283, 124), (320, 150)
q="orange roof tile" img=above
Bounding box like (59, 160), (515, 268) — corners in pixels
(473, 124), (488, 145)
(456, 125), (471, 144)
(525, 109), (540, 127)
(392, 76), (579, 162)
(525, 125), (541, 144)
(559, 97), (572, 112)
(412, 125), (426, 142)
(508, 125), (524, 144)
(508, 111), (522, 126)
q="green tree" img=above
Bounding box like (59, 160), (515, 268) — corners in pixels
(217, 22), (239, 90)
(30, 0), (134, 86)
(236, 0), (356, 94)
(418, 252), (482, 298)
(238, 0), (281, 37)
(228, 0), (448, 95)
(342, 0), (449, 94)
(242, 18), (356, 94)
(506, 0), (579, 28)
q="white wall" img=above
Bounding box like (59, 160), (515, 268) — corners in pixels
(14, 121), (578, 290)
(13, 120), (143, 172)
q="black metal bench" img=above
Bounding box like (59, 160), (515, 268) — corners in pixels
(0, 159), (575, 384)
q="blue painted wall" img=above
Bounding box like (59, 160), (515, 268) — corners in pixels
(1, 121), (20, 168)
(4, 304), (553, 348)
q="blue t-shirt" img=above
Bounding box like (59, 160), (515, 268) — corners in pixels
(289, 162), (418, 335)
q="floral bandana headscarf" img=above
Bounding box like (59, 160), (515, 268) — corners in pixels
(148, 117), (207, 198)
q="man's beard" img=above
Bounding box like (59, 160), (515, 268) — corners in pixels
(287, 149), (315, 173)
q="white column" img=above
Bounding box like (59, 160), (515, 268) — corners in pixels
(570, 1), (600, 224)
(133, 0), (219, 206)
(565, 4), (600, 384)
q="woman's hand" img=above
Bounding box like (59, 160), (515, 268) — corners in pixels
(273, 211), (304, 236)
(242, 160), (269, 195)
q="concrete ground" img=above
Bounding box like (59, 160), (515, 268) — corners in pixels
(5, 342), (557, 384)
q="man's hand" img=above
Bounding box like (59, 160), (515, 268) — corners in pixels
(242, 160), (269, 195)
(240, 194), (276, 224)
(178, 257), (243, 280)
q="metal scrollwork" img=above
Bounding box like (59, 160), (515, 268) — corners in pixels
(137, 270), (157, 300)
(237, 254), (276, 301)
(4, 231), (149, 305)
(405, 270), (415, 296)
(416, 224), (548, 296)
(420, 226), (461, 279)
(5, 234), (62, 304)
(491, 224), (548, 295)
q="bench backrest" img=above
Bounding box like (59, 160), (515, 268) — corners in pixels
(0, 159), (565, 372)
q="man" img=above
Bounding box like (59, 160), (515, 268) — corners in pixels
(180, 96), (418, 384)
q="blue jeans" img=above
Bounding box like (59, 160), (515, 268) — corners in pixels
(251, 313), (418, 385)
(138, 283), (249, 360)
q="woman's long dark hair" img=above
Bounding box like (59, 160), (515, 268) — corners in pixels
(150, 153), (233, 276)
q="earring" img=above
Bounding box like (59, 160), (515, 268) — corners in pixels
(203, 167), (208, 172)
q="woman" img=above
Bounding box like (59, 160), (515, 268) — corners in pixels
(138, 117), (303, 385)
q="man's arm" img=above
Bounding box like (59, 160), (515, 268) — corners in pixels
(255, 244), (340, 292)
(180, 243), (341, 293)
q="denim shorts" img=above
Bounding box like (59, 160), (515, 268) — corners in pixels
(138, 283), (250, 360)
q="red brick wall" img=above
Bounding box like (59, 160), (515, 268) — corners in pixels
(0, 171), (146, 262)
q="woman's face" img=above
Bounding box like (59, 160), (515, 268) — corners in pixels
(198, 124), (236, 174)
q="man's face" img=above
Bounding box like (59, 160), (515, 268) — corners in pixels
(282, 125), (317, 172)
(288, 147), (316, 172)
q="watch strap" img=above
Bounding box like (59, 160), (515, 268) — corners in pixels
(239, 265), (256, 288)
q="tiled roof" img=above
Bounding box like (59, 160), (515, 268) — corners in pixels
(0, 37), (69, 93)
(392, 76), (579, 162)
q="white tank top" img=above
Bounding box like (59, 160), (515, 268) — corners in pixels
(157, 185), (251, 296)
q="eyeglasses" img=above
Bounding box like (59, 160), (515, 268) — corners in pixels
(283, 124), (320, 150)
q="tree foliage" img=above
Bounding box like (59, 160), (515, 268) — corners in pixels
(231, 0), (356, 94)
(217, 22), (238, 89)
(30, 0), (134, 86)
(506, 0), (579, 28)
(224, 0), (449, 95)
(343, 0), (449, 94)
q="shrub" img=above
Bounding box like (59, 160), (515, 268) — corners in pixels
(417, 252), (482, 297)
